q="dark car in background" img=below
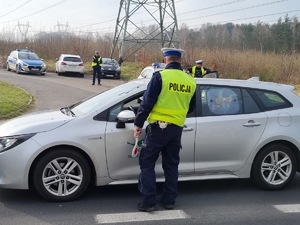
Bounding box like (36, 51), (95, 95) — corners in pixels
(101, 57), (121, 79)
(6, 49), (46, 75)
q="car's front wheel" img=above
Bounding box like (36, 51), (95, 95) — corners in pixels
(32, 148), (91, 202)
(251, 144), (296, 190)
(16, 64), (21, 74)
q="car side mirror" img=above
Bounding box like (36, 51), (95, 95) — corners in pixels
(116, 110), (135, 128)
(55, 58), (58, 61)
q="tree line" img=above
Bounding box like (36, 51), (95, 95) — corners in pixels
(180, 15), (300, 55)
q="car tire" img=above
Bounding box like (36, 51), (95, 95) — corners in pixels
(32, 148), (91, 202)
(16, 64), (21, 74)
(6, 63), (11, 71)
(251, 144), (296, 190)
(58, 72), (62, 76)
(40, 72), (46, 76)
(79, 74), (84, 78)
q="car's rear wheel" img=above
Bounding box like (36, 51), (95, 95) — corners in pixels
(6, 63), (11, 71)
(251, 144), (296, 190)
(32, 148), (91, 202)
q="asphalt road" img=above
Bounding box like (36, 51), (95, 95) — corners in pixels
(1, 69), (300, 225)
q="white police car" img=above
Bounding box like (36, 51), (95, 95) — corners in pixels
(6, 49), (47, 75)
(137, 62), (165, 79)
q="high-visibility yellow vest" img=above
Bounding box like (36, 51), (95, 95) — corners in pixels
(191, 66), (205, 77)
(147, 69), (196, 127)
(92, 56), (102, 67)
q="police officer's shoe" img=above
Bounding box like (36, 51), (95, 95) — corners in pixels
(159, 202), (174, 210)
(137, 202), (157, 212)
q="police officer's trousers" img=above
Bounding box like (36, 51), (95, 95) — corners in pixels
(92, 67), (101, 84)
(138, 122), (183, 207)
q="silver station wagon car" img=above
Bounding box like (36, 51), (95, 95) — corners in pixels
(1, 77), (300, 202)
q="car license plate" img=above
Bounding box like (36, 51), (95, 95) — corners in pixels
(31, 68), (39, 71)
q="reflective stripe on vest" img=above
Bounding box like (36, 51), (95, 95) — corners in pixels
(147, 69), (196, 127)
(92, 56), (102, 67)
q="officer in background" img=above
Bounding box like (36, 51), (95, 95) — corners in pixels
(187, 59), (211, 78)
(92, 50), (102, 85)
(133, 47), (196, 212)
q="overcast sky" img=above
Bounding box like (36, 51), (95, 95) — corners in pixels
(0, 0), (299, 36)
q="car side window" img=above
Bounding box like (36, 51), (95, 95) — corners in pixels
(242, 89), (260, 114)
(249, 89), (292, 111)
(107, 93), (144, 122)
(201, 86), (242, 116)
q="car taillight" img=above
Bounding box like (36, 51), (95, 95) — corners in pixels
(61, 61), (67, 65)
(79, 63), (84, 66)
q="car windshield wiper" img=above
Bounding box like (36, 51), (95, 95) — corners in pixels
(60, 107), (75, 117)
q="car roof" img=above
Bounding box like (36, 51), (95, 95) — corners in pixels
(195, 77), (295, 92)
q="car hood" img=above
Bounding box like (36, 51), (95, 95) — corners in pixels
(102, 64), (118, 69)
(21, 59), (44, 66)
(0, 110), (72, 136)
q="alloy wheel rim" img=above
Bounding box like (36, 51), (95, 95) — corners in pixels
(261, 151), (292, 185)
(42, 157), (83, 196)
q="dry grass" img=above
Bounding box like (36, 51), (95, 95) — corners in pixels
(186, 49), (300, 87)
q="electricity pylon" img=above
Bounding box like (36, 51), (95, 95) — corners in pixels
(16, 21), (31, 41)
(111, 0), (179, 63)
(55, 22), (70, 32)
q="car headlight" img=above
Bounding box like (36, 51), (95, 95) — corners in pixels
(0, 133), (36, 153)
(42, 63), (46, 67)
(116, 67), (121, 71)
(21, 62), (28, 67)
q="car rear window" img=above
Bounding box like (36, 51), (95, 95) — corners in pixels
(63, 57), (82, 62)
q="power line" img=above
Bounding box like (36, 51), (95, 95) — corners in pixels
(0, 0), (67, 24)
(0, 0), (33, 18)
(178, 0), (289, 22)
(178, 0), (248, 16)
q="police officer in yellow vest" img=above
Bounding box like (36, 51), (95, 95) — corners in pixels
(133, 47), (196, 212)
(187, 59), (211, 78)
(92, 50), (102, 85)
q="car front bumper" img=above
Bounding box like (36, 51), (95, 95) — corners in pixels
(0, 138), (41, 189)
(20, 65), (47, 74)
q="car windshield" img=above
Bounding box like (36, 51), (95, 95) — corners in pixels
(71, 80), (147, 116)
(18, 52), (40, 60)
(63, 57), (82, 62)
(102, 58), (117, 65)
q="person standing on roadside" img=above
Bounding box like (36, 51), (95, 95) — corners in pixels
(92, 51), (102, 85)
(133, 47), (196, 212)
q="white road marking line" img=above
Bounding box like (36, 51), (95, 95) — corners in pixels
(274, 204), (300, 213)
(95, 210), (190, 224)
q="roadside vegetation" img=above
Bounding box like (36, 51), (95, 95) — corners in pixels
(0, 81), (33, 119)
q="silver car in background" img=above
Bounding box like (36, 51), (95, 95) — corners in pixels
(1, 77), (300, 202)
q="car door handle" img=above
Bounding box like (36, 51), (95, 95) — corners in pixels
(183, 125), (194, 131)
(243, 120), (261, 127)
